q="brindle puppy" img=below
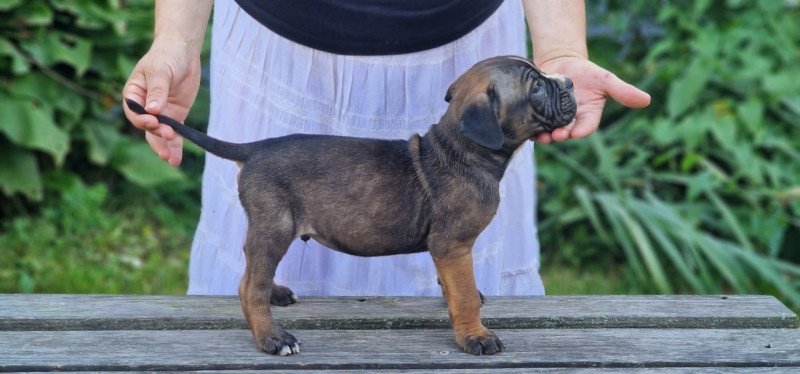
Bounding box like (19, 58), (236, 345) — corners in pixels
(125, 55), (576, 356)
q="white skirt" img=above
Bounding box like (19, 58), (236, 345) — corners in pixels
(188, 0), (545, 296)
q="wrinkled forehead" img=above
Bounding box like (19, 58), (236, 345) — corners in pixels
(447, 56), (543, 102)
(473, 56), (543, 76)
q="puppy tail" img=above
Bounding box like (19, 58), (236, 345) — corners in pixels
(125, 98), (252, 162)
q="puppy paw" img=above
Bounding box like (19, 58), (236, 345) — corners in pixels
(257, 328), (301, 356)
(457, 329), (504, 355)
(270, 284), (298, 306)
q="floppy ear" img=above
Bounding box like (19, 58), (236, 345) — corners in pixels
(459, 92), (504, 150)
(445, 82), (456, 102)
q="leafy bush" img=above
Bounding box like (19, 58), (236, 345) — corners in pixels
(0, 177), (195, 294)
(0, 0), (192, 209)
(537, 0), (800, 307)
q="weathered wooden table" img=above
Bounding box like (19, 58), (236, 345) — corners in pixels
(0, 294), (797, 372)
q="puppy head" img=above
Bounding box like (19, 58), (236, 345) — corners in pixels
(445, 56), (577, 150)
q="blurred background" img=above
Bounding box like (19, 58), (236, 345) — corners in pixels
(0, 0), (797, 311)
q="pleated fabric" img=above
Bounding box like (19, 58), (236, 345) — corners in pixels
(187, 0), (545, 297)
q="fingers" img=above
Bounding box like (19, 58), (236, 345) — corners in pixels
(146, 132), (184, 167)
(603, 72), (651, 109)
(570, 109), (602, 139)
(122, 105), (176, 141)
(167, 137), (184, 167)
(534, 106), (601, 143)
(144, 71), (172, 114)
(122, 73), (156, 132)
(122, 84), (164, 134)
(535, 133), (553, 144)
(122, 65), (177, 140)
(549, 125), (572, 142)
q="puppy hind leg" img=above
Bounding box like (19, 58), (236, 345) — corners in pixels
(271, 283), (297, 306)
(238, 220), (299, 355)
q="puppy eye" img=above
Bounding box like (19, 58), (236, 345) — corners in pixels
(532, 81), (543, 95)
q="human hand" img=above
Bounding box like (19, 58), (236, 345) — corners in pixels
(534, 56), (651, 143)
(122, 42), (202, 166)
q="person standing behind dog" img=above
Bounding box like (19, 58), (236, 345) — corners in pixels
(123, 0), (650, 296)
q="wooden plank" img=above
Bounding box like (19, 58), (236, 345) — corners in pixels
(185, 369), (800, 374)
(16, 369), (797, 374)
(0, 329), (798, 371)
(0, 295), (796, 331)
(183, 369), (800, 374)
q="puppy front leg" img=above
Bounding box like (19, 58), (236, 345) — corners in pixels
(432, 249), (504, 355)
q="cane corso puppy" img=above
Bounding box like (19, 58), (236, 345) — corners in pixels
(125, 55), (576, 356)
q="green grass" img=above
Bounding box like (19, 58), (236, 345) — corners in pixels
(540, 262), (639, 295)
(0, 181), (197, 294)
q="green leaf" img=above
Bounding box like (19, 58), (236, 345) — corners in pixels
(19, 30), (92, 75)
(692, 0), (713, 16)
(674, 111), (710, 151)
(0, 38), (30, 75)
(630, 199), (707, 293)
(685, 172), (719, 201)
(680, 152), (702, 172)
(706, 190), (755, 251)
(650, 117), (680, 147)
(762, 70), (800, 97)
(730, 143), (763, 184)
(83, 120), (123, 165)
(574, 187), (612, 244)
(14, 0), (53, 26)
(783, 95), (800, 117)
(0, 0), (22, 11)
(55, 96), (87, 130)
(736, 99), (764, 136)
(616, 205), (672, 293)
(709, 114), (737, 151)
(115, 54), (136, 79)
(736, 52), (772, 81)
(7, 74), (86, 128)
(110, 140), (185, 187)
(0, 144), (43, 200)
(590, 134), (621, 191)
(42, 170), (82, 195)
(6, 73), (57, 101)
(51, 0), (125, 31)
(0, 98), (70, 165)
(667, 58), (713, 119)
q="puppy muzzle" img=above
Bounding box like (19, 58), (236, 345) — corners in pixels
(547, 74), (577, 129)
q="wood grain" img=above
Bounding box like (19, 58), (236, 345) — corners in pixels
(1, 328), (798, 371)
(0, 295), (796, 331)
(176, 369), (800, 374)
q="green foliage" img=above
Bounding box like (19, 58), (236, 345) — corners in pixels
(1, 0), (797, 305)
(541, 263), (639, 296)
(0, 178), (195, 294)
(0, 0), (185, 204)
(537, 0), (800, 307)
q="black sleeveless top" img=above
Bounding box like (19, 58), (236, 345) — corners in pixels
(233, 0), (504, 55)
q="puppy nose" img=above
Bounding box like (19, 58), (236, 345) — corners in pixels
(564, 78), (573, 90)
